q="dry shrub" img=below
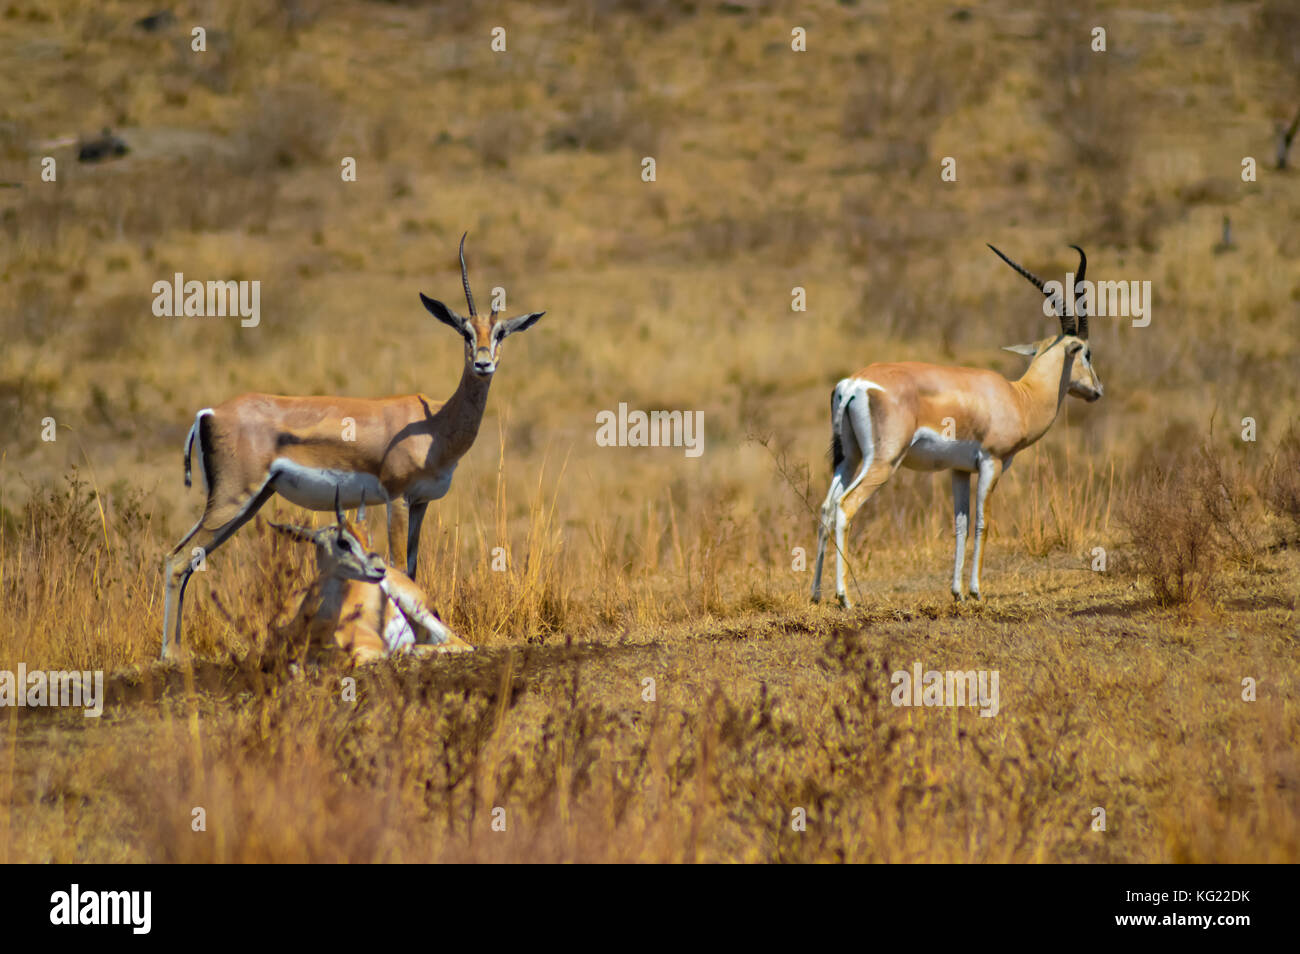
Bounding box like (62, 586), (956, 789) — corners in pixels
(841, 30), (992, 176)
(237, 85), (339, 173)
(685, 206), (819, 264)
(544, 89), (665, 155)
(209, 521), (323, 665)
(473, 112), (537, 169)
(1036, 4), (1137, 242)
(0, 472), (157, 671)
(1251, 0), (1300, 70)
(575, 0), (699, 29)
(0, 119), (30, 160)
(1197, 448), (1265, 570)
(1122, 460), (1215, 606)
(8, 157), (279, 257)
(842, 47), (943, 135)
(414, 449), (574, 646)
(1264, 425), (1300, 539)
(1119, 445), (1265, 606)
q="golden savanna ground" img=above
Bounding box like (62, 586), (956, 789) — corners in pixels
(0, 0), (1297, 862)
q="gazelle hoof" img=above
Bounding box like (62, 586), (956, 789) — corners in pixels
(836, 594), (852, 610)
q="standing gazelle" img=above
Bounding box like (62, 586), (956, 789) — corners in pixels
(162, 234), (544, 657)
(811, 244), (1103, 608)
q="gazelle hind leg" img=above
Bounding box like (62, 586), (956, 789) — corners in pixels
(813, 382), (863, 604)
(814, 467), (854, 603)
(830, 384), (904, 609)
(338, 621), (389, 667)
(834, 458), (897, 608)
(162, 518), (207, 659)
(951, 472), (971, 600)
(969, 456), (1003, 600)
(409, 633), (475, 656)
(161, 479), (276, 658)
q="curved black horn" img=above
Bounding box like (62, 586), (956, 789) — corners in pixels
(987, 243), (1072, 336)
(1069, 245), (1088, 339)
(334, 487), (344, 525)
(357, 489), (366, 523)
(458, 232), (477, 317)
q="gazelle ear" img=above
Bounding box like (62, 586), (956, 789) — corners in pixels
(420, 294), (467, 333)
(497, 311), (544, 338)
(1002, 342), (1039, 357)
(269, 522), (316, 543)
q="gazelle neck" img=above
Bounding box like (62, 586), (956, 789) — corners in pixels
(435, 360), (494, 455)
(311, 568), (349, 615)
(1012, 342), (1074, 447)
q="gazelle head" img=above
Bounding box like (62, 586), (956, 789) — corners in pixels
(988, 243), (1104, 403)
(270, 492), (387, 584)
(419, 233), (545, 379)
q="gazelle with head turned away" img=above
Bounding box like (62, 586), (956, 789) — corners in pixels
(162, 234), (544, 658)
(811, 244), (1103, 608)
(271, 493), (473, 665)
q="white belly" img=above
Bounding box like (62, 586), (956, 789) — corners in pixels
(901, 428), (983, 472)
(269, 460), (390, 510)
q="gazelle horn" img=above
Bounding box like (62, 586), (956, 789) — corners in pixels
(459, 232), (476, 317)
(987, 243), (1076, 336)
(1068, 245), (1088, 340)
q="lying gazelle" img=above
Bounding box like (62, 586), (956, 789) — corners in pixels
(271, 493), (473, 665)
(162, 234), (543, 658)
(812, 244), (1103, 607)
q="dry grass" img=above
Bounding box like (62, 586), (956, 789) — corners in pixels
(1264, 425), (1300, 540)
(0, 0), (1297, 863)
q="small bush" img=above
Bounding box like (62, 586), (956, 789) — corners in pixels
(1265, 425), (1300, 539)
(544, 91), (663, 155)
(1121, 456), (1221, 606)
(238, 85), (338, 173)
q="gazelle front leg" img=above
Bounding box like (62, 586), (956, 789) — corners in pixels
(405, 500), (428, 579)
(969, 456), (1003, 600)
(951, 471), (971, 601)
(387, 497), (410, 574)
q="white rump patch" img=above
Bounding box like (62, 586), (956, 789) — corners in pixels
(191, 408), (214, 491)
(833, 378), (883, 500)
